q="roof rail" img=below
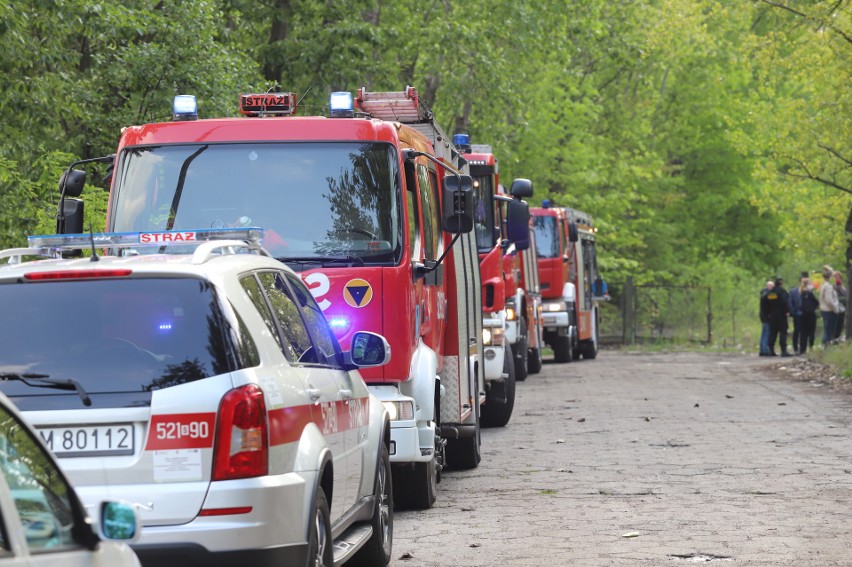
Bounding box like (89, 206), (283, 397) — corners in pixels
(0, 247), (59, 265)
(0, 228), (271, 266)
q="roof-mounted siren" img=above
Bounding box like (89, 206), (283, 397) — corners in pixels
(239, 92), (297, 117)
(329, 91), (355, 118)
(355, 86), (431, 123)
(173, 95), (198, 121)
(453, 133), (472, 154)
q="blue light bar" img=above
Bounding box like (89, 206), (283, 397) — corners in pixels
(329, 91), (354, 118)
(453, 133), (470, 147)
(173, 95), (198, 121)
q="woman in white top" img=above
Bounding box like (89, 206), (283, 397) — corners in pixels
(818, 266), (840, 345)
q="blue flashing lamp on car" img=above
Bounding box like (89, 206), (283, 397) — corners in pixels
(173, 95), (198, 121)
(329, 91), (354, 118)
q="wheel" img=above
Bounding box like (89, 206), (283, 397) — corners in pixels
(349, 445), (393, 566)
(581, 339), (598, 359)
(512, 315), (529, 382)
(392, 458), (437, 510)
(481, 343), (516, 427)
(307, 488), (332, 567)
(528, 347), (542, 374)
(553, 334), (573, 363)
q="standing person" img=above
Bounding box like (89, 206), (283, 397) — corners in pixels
(798, 278), (819, 354)
(789, 272), (806, 354)
(759, 280), (775, 356)
(819, 265), (840, 346)
(834, 271), (847, 340)
(769, 277), (792, 356)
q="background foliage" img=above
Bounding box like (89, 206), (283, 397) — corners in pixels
(1, 0), (849, 346)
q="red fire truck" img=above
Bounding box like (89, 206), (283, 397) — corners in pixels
(455, 137), (534, 427)
(57, 87), (503, 511)
(530, 203), (603, 362)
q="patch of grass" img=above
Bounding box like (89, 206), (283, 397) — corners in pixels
(538, 489), (558, 495)
(807, 340), (852, 380)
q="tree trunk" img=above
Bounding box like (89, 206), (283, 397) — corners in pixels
(846, 204), (852, 338)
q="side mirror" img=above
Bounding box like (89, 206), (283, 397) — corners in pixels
(99, 501), (140, 542)
(567, 220), (579, 243)
(345, 331), (391, 369)
(442, 174), (474, 234)
(509, 178), (533, 199)
(60, 198), (85, 234)
(505, 200), (530, 251)
(59, 169), (87, 198)
(562, 282), (576, 303)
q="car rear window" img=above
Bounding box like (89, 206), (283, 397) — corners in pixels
(0, 277), (238, 410)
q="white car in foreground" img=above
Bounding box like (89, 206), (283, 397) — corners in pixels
(0, 228), (393, 567)
(0, 390), (141, 566)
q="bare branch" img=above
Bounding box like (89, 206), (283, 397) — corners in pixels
(783, 156), (852, 194)
(818, 144), (852, 167)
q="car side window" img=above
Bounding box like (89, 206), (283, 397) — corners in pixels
(284, 273), (343, 367)
(257, 272), (316, 364)
(0, 406), (80, 553)
(241, 274), (288, 357)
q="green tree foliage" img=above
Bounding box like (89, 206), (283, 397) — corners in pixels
(1, 0), (848, 345)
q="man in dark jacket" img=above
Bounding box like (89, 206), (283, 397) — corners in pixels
(761, 276), (792, 356)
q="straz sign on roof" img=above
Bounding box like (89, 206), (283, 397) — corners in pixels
(140, 231), (197, 244)
(239, 93), (297, 116)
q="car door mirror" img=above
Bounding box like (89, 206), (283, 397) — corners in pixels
(343, 331), (391, 369)
(99, 501), (140, 542)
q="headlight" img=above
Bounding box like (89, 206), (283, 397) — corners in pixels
(505, 306), (517, 321)
(544, 301), (567, 312)
(482, 326), (504, 346)
(383, 401), (414, 421)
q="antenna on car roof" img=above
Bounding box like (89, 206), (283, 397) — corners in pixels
(88, 224), (100, 262)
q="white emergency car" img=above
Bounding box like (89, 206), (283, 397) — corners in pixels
(0, 228), (393, 567)
(0, 389), (141, 566)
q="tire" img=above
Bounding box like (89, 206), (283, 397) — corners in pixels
(553, 334), (573, 363)
(581, 339), (598, 359)
(307, 488), (332, 567)
(513, 315), (529, 382)
(349, 445), (393, 566)
(528, 347), (542, 374)
(392, 458), (437, 510)
(481, 343), (516, 427)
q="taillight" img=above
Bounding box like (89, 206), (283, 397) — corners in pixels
(24, 269), (133, 281)
(212, 384), (268, 481)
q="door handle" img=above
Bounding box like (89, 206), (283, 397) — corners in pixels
(339, 389), (353, 400)
(306, 388), (322, 401)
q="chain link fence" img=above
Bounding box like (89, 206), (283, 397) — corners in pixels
(600, 278), (712, 345)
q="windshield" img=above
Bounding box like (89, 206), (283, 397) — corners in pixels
(110, 142), (402, 266)
(533, 215), (560, 259)
(0, 278), (236, 410)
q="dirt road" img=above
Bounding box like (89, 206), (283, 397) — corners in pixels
(393, 351), (852, 566)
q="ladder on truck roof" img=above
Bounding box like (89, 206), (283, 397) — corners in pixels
(356, 87), (465, 172)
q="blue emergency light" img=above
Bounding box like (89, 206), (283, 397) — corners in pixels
(173, 95), (198, 121)
(453, 133), (470, 147)
(329, 91), (354, 118)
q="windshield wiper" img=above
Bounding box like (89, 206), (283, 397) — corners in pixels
(277, 255), (365, 267)
(0, 372), (92, 407)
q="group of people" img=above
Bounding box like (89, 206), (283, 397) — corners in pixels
(759, 265), (847, 356)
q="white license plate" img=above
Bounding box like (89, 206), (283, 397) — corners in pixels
(37, 424), (135, 458)
(543, 316), (558, 325)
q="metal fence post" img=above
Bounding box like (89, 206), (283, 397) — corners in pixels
(624, 276), (636, 345)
